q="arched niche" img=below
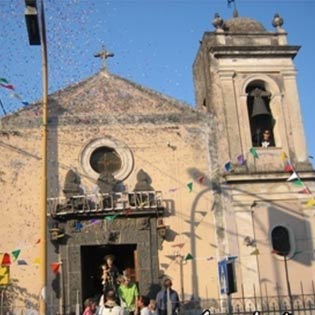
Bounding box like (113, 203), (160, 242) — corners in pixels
(242, 76), (281, 148)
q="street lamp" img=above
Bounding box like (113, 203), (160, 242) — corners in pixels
(24, 1), (48, 314)
(24, 0), (41, 45)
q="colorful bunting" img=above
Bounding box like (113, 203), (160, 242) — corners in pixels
(11, 249), (21, 261)
(187, 182), (193, 192)
(17, 260), (28, 265)
(249, 147), (259, 158)
(50, 262), (61, 274)
(280, 152), (288, 161)
(0, 78), (9, 84)
(224, 161), (232, 172)
(287, 172), (298, 182)
(284, 164), (293, 172)
(306, 198), (315, 207)
(197, 176), (205, 184)
(237, 154), (246, 166)
(35, 238), (41, 245)
(0, 266), (9, 285)
(250, 248), (260, 256)
(1, 253), (11, 266)
(104, 214), (118, 221)
(185, 253), (194, 260)
(206, 256), (214, 261)
(0, 83), (14, 90)
(124, 208), (132, 216)
(298, 188), (311, 194)
(34, 257), (41, 265)
(74, 221), (83, 231)
(292, 179), (303, 187)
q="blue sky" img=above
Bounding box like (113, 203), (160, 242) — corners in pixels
(0, 0), (314, 161)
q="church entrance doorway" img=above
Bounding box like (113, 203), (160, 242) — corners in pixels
(80, 244), (137, 302)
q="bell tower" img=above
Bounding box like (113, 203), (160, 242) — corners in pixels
(193, 12), (315, 298)
(193, 12), (312, 172)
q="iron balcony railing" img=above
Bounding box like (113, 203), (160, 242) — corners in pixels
(47, 190), (164, 218)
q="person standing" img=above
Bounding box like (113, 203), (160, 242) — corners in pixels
(97, 290), (124, 315)
(138, 296), (151, 315)
(118, 276), (139, 315)
(156, 278), (180, 315)
(101, 254), (120, 298)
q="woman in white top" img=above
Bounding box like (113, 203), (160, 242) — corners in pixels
(97, 290), (124, 315)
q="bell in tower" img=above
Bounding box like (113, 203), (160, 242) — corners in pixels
(248, 87), (275, 147)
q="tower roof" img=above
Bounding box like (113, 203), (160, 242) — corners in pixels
(223, 16), (267, 33)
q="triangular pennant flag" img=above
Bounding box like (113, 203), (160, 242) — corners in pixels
(284, 164), (293, 172)
(1, 253), (11, 265)
(287, 171), (298, 182)
(306, 198), (315, 207)
(185, 253), (194, 260)
(11, 249), (21, 261)
(124, 208), (132, 216)
(292, 179), (303, 187)
(171, 243), (185, 249)
(250, 248), (260, 256)
(104, 214), (118, 221)
(187, 182), (193, 192)
(21, 101), (29, 106)
(0, 78), (9, 84)
(298, 188), (311, 194)
(50, 262), (60, 274)
(11, 93), (22, 100)
(17, 259), (28, 265)
(197, 176), (205, 184)
(0, 83), (15, 90)
(74, 221), (83, 231)
(237, 154), (246, 166)
(206, 256), (214, 261)
(90, 218), (100, 224)
(34, 257), (41, 265)
(224, 161), (232, 172)
(249, 147), (259, 158)
(35, 238), (41, 245)
(309, 155), (314, 159)
(280, 152), (288, 161)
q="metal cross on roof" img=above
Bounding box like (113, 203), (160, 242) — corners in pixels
(94, 45), (114, 70)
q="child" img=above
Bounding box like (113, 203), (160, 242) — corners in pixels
(82, 298), (97, 315)
(137, 296), (151, 315)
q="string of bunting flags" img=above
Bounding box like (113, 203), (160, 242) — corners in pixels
(223, 148), (315, 207)
(0, 77), (29, 114)
(0, 238), (40, 267)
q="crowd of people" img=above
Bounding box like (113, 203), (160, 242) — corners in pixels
(82, 254), (180, 315)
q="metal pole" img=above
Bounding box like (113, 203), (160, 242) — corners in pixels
(284, 255), (294, 314)
(39, 0), (48, 314)
(179, 256), (184, 302)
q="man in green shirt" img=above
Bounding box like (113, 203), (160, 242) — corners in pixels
(118, 276), (139, 315)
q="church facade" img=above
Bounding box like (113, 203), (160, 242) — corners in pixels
(0, 11), (315, 315)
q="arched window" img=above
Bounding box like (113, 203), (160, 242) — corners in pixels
(271, 225), (291, 256)
(246, 82), (275, 147)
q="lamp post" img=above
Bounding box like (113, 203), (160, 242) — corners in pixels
(283, 254), (294, 314)
(25, 1), (48, 314)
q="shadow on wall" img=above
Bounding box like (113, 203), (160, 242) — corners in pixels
(1, 278), (39, 312)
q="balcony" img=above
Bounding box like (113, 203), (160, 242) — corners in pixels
(47, 190), (164, 219)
